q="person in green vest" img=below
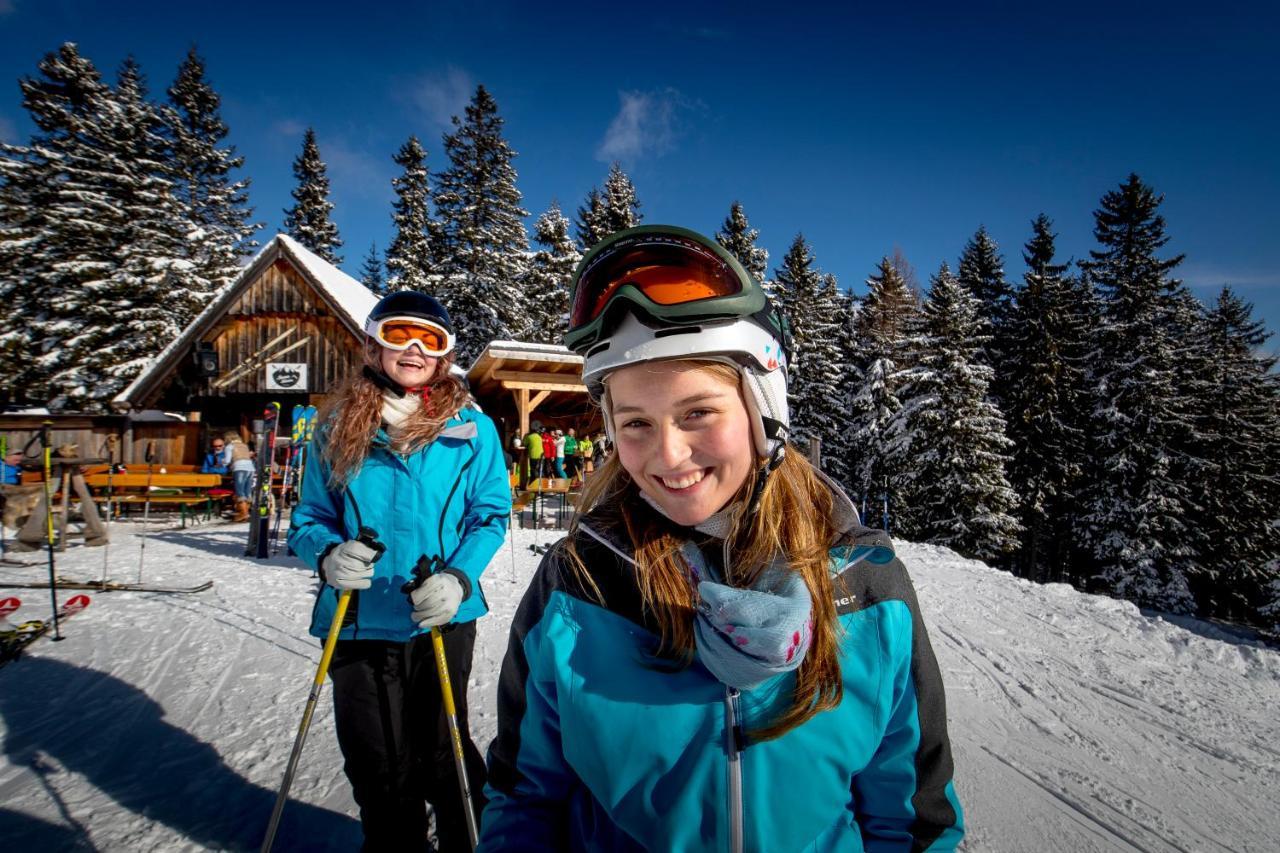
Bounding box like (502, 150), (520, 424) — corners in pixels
(563, 428), (579, 482)
(523, 420), (545, 481)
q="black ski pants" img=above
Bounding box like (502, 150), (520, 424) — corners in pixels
(330, 623), (487, 852)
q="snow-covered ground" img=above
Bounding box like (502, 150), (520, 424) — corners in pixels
(1, 515), (1277, 851)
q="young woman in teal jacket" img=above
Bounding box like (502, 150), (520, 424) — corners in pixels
(481, 227), (964, 851)
(288, 291), (511, 852)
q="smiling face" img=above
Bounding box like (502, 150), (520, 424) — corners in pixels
(608, 360), (756, 527)
(379, 342), (439, 389)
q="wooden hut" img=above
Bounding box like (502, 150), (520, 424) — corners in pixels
(465, 340), (597, 449)
(111, 235), (377, 454)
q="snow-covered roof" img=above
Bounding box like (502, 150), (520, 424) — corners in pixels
(275, 234), (378, 334)
(472, 340), (583, 369)
(112, 235), (376, 410)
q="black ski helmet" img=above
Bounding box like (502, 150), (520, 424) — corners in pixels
(365, 290), (453, 335)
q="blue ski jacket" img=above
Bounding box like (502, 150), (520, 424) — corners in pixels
(480, 495), (964, 852)
(288, 406), (512, 642)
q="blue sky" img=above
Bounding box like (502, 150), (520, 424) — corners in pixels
(2, 1), (1278, 345)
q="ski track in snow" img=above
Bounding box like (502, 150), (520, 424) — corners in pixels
(0, 521), (1277, 851)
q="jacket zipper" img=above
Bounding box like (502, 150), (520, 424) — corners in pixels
(725, 686), (744, 853)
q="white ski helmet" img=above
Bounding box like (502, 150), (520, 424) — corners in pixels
(564, 225), (792, 460)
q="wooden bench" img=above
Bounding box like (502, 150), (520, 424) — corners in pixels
(85, 473), (224, 528)
(107, 494), (214, 527)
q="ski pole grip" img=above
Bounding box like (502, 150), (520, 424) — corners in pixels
(355, 526), (385, 562)
(400, 554), (445, 595)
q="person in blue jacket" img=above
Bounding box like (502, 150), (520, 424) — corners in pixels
(198, 436), (228, 474)
(481, 226), (964, 852)
(288, 290), (511, 852)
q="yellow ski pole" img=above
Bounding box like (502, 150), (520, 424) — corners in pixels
(407, 554), (480, 850)
(431, 623), (480, 849)
(261, 526), (383, 853)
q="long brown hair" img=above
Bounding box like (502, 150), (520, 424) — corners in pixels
(318, 340), (470, 487)
(565, 360), (842, 741)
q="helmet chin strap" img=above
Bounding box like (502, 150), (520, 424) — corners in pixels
(362, 364), (406, 398)
(748, 442), (786, 515)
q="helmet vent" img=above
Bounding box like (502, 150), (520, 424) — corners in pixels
(653, 326), (703, 339)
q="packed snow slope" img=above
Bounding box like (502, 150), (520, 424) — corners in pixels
(0, 520), (1276, 851)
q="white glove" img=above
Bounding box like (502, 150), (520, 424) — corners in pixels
(321, 539), (378, 590)
(409, 573), (464, 628)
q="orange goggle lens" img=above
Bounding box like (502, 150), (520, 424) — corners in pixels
(570, 239), (743, 328)
(376, 320), (450, 353)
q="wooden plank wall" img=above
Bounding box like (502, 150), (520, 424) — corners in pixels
(0, 419), (206, 466)
(205, 259), (363, 397)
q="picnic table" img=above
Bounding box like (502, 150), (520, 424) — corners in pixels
(84, 472), (225, 526)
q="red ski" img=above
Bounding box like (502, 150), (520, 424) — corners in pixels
(0, 594), (91, 669)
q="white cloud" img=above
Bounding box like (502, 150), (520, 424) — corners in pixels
(596, 89), (697, 163)
(324, 136), (395, 201)
(1181, 265), (1280, 290)
(270, 118), (308, 139)
(406, 67), (475, 130)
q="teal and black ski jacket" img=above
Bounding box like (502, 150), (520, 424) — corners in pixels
(288, 406), (511, 642)
(480, 503), (964, 852)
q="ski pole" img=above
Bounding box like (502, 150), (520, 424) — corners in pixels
(261, 524), (385, 853)
(33, 423), (62, 641)
(138, 440), (156, 584)
(101, 435), (118, 586)
(404, 555), (480, 850)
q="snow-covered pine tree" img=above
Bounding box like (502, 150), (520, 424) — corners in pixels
(431, 85), (530, 360)
(886, 262), (1020, 561)
(38, 58), (203, 409)
(164, 47), (259, 292)
(0, 43), (117, 405)
(525, 202), (580, 344)
(385, 135), (433, 293)
(1002, 215), (1091, 582)
(574, 162), (641, 251)
(283, 128), (342, 264)
(824, 284), (860, 489)
(1077, 174), (1199, 613)
(715, 201), (770, 294)
(1193, 288), (1280, 624)
(846, 256), (920, 514)
(360, 242), (386, 295)
(771, 235), (844, 466)
(956, 225), (1016, 408)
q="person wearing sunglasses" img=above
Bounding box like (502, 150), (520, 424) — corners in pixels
(288, 290), (511, 851)
(480, 226), (964, 851)
(199, 436), (229, 475)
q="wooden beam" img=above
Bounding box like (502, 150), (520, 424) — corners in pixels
(500, 380), (588, 394)
(493, 369), (582, 385)
(529, 390), (552, 410)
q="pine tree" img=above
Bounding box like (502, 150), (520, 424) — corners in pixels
(1003, 215), (1091, 582)
(431, 85), (530, 360)
(69, 58), (205, 408)
(525, 202), (580, 344)
(771, 236), (844, 466)
(0, 43), (116, 405)
(887, 263), (1021, 560)
(385, 135), (433, 293)
(165, 47), (258, 291)
(360, 242), (386, 295)
(956, 225), (1015, 407)
(1194, 288), (1280, 623)
(715, 201), (770, 292)
(1077, 174), (1199, 613)
(283, 128), (342, 263)
(574, 162), (641, 251)
(846, 256), (920, 510)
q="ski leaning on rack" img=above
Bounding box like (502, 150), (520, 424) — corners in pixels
(0, 593), (90, 669)
(0, 579), (213, 595)
(247, 403), (281, 558)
